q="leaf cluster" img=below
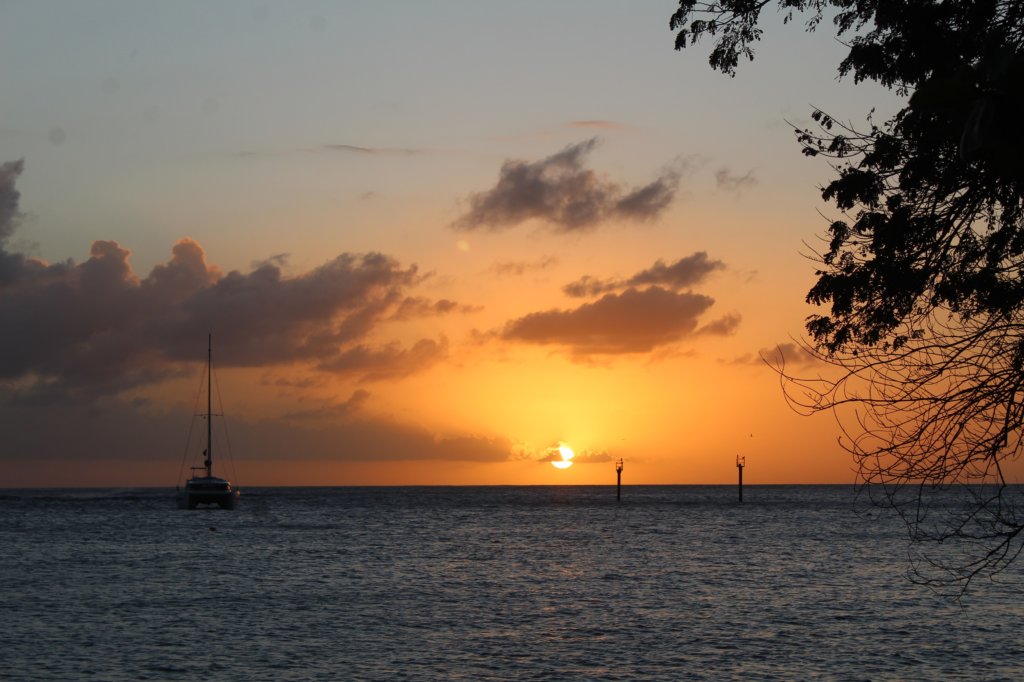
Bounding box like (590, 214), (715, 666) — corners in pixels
(673, 1), (1024, 354)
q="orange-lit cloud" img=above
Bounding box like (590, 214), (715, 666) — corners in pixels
(452, 138), (680, 232)
(501, 286), (733, 355)
(498, 252), (738, 356)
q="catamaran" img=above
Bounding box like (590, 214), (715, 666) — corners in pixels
(177, 334), (240, 510)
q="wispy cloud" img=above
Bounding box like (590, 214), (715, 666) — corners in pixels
(731, 342), (820, 367)
(490, 256), (560, 277)
(389, 297), (482, 320)
(568, 120), (628, 131)
(563, 252), (725, 297)
(767, 342), (819, 366)
(715, 167), (757, 193)
(233, 144), (428, 159)
(452, 138), (682, 232)
(321, 144), (423, 156)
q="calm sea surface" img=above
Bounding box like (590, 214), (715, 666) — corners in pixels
(1, 485), (1022, 680)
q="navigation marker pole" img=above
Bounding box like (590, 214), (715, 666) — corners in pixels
(736, 455), (745, 503)
(615, 458), (624, 501)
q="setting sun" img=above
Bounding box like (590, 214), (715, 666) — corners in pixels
(551, 445), (575, 470)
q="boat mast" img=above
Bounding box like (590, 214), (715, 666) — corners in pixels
(206, 332), (212, 478)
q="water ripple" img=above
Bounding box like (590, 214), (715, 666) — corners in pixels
(1, 486), (1021, 680)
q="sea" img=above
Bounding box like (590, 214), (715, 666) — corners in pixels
(1, 485), (1022, 681)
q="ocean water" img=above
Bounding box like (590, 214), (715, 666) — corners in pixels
(1, 485), (1022, 681)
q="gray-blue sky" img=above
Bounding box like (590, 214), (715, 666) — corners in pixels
(0, 1), (908, 484)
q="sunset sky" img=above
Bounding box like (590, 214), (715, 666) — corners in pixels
(0, 1), (908, 487)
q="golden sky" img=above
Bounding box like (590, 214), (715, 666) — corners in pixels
(0, 2), (908, 486)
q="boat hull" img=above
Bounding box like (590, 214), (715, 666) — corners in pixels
(177, 477), (239, 510)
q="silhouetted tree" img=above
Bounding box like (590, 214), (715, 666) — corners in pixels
(672, 1), (1024, 591)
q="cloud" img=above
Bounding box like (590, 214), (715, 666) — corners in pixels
(501, 286), (729, 355)
(568, 120), (628, 131)
(563, 252), (725, 297)
(627, 252), (725, 289)
(321, 144), (423, 156)
(537, 445), (613, 464)
(251, 253), (289, 270)
(233, 144), (426, 160)
(696, 313), (742, 336)
(281, 389), (371, 422)
(730, 342), (820, 367)
(452, 138), (680, 232)
(0, 160), (514, 466)
(318, 337), (449, 382)
(715, 168), (757, 192)
(502, 251), (737, 356)
(0, 159), (32, 288)
(389, 296), (482, 320)
(0, 393), (516, 463)
(762, 342), (820, 367)
(0, 163), (470, 401)
(614, 175), (679, 221)
(261, 373), (329, 390)
(0, 159), (24, 243)
(240, 414), (514, 462)
(0, 241), (440, 399)
(561, 275), (608, 299)
(490, 256), (559, 277)
(571, 449), (614, 464)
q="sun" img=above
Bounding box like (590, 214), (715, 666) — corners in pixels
(551, 444), (574, 470)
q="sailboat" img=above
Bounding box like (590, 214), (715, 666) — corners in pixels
(177, 334), (240, 510)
